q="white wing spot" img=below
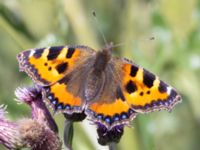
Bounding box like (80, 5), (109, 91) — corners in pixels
(167, 86), (172, 95)
(29, 49), (35, 57)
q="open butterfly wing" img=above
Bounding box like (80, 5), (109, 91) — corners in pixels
(119, 58), (182, 113)
(17, 45), (94, 86)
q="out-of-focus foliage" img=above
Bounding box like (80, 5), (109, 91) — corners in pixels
(0, 0), (199, 150)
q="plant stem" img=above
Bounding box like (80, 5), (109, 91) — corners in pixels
(109, 142), (117, 150)
(64, 120), (74, 150)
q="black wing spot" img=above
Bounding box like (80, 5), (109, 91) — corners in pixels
(56, 62), (68, 74)
(66, 47), (75, 58)
(140, 92), (144, 96)
(126, 80), (137, 94)
(143, 70), (156, 88)
(168, 89), (178, 100)
(130, 65), (138, 77)
(158, 81), (167, 93)
(48, 67), (52, 71)
(47, 46), (64, 60)
(33, 48), (44, 58)
(116, 86), (125, 101)
(147, 90), (150, 94)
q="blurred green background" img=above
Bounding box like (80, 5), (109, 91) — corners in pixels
(0, 0), (199, 150)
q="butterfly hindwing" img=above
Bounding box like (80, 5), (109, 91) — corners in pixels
(85, 65), (137, 129)
(119, 58), (181, 113)
(44, 77), (84, 114)
(44, 58), (97, 113)
(86, 99), (137, 129)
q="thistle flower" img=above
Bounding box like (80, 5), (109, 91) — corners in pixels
(0, 86), (62, 150)
(0, 105), (23, 149)
(15, 85), (58, 132)
(19, 119), (61, 150)
(96, 123), (124, 146)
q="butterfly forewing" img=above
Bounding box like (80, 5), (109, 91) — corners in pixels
(119, 58), (181, 113)
(17, 45), (95, 86)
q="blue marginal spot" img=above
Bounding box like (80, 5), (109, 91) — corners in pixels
(113, 114), (120, 122)
(104, 116), (111, 124)
(52, 100), (57, 105)
(96, 114), (103, 120)
(65, 104), (71, 110)
(57, 105), (62, 110)
(121, 113), (128, 120)
(57, 104), (63, 110)
(47, 95), (53, 100)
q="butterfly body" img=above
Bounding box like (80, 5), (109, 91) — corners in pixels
(17, 44), (181, 129)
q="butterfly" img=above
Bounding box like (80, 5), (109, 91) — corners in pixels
(17, 43), (181, 129)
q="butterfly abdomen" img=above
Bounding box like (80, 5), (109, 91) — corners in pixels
(84, 70), (105, 102)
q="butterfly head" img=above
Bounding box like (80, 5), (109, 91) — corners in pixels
(102, 42), (114, 52)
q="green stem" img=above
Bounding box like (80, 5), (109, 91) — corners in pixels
(64, 120), (74, 150)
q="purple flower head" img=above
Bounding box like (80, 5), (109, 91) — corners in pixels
(19, 119), (61, 150)
(15, 85), (58, 132)
(96, 122), (124, 146)
(0, 105), (23, 149)
(0, 86), (62, 150)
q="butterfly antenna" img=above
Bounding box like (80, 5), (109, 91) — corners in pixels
(92, 11), (108, 45)
(112, 42), (125, 48)
(113, 36), (155, 49)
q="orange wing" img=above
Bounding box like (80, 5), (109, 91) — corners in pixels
(17, 45), (94, 86)
(86, 98), (137, 129)
(17, 45), (95, 113)
(119, 58), (182, 113)
(86, 57), (181, 129)
(43, 78), (84, 114)
(85, 65), (137, 129)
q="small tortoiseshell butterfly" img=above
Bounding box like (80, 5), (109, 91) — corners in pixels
(17, 43), (181, 130)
